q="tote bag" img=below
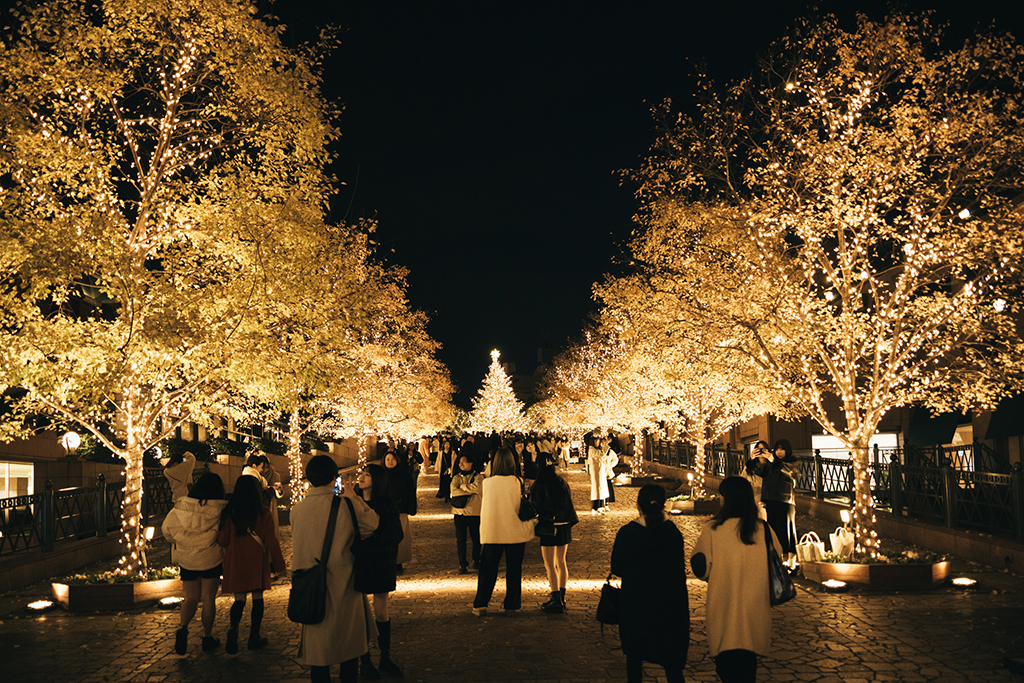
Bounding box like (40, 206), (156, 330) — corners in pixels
(764, 522), (797, 606)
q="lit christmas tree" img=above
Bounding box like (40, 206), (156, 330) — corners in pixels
(469, 350), (527, 433)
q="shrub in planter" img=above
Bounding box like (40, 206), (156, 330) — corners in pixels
(51, 567), (182, 611)
(802, 547), (950, 590)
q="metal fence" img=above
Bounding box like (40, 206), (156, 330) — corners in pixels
(0, 468), (177, 558)
(649, 439), (1024, 543)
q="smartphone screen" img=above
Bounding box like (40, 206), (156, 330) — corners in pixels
(333, 476), (344, 496)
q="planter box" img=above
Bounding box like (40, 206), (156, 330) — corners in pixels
(51, 578), (182, 611)
(627, 476), (682, 491)
(670, 499), (721, 515)
(801, 561), (950, 590)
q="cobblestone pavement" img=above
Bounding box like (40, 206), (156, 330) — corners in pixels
(2, 469), (1024, 683)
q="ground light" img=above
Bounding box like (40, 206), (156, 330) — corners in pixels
(822, 579), (848, 593)
(159, 597), (184, 609)
(26, 599), (56, 614)
(952, 577), (978, 589)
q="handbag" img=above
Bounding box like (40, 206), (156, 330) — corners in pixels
(829, 526), (855, 558)
(287, 495), (341, 624)
(451, 495), (471, 509)
(595, 573), (620, 625)
(796, 531), (825, 563)
(534, 517), (556, 537)
(764, 522), (797, 607)
(517, 477), (537, 522)
(343, 497), (376, 594)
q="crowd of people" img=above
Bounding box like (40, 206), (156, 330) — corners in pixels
(161, 433), (793, 683)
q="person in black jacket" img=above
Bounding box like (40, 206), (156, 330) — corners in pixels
(354, 464), (404, 679)
(529, 454), (578, 613)
(610, 484), (689, 683)
(745, 438), (798, 569)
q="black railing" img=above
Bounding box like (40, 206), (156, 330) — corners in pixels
(650, 439), (1024, 543)
(0, 468), (181, 558)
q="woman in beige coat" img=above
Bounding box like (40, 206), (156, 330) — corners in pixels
(291, 456), (379, 683)
(691, 476), (783, 683)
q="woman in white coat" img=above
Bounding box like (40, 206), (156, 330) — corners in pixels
(587, 436), (617, 514)
(472, 448), (536, 616)
(291, 456), (380, 683)
(691, 476), (783, 683)
(162, 471), (226, 655)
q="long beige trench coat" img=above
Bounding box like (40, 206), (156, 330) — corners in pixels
(291, 486), (380, 666)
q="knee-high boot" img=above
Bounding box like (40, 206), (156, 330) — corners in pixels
(227, 600), (245, 654)
(376, 620), (402, 677)
(248, 598), (267, 650)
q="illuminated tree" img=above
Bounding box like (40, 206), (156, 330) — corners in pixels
(469, 350), (526, 433)
(628, 12), (1024, 555)
(0, 0), (336, 573)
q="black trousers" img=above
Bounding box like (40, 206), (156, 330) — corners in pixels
(473, 542), (526, 609)
(626, 655), (684, 683)
(453, 515), (481, 567)
(714, 649), (757, 683)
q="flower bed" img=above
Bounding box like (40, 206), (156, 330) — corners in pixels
(802, 560), (950, 590)
(667, 494), (720, 515)
(51, 567), (181, 611)
(624, 476), (682, 491)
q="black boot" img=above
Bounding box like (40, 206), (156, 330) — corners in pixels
(376, 620), (402, 677)
(361, 653), (381, 681)
(226, 600), (245, 654)
(248, 598), (268, 650)
(174, 626), (188, 655)
(541, 591), (559, 609)
(542, 591), (565, 614)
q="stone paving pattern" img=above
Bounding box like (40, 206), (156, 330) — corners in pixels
(2, 468), (1024, 682)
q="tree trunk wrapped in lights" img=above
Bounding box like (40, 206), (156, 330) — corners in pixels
(0, 0), (339, 575)
(620, 12), (1024, 557)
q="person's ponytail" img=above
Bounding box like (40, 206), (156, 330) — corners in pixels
(636, 483), (666, 529)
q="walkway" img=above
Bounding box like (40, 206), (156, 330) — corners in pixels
(2, 469), (1023, 682)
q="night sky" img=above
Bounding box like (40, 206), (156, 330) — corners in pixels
(269, 0), (1024, 408)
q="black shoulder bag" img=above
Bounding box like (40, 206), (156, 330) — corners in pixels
(288, 495), (341, 624)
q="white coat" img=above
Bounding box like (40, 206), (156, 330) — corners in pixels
(161, 496), (226, 571)
(163, 452), (196, 503)
(291, 487), (380, 666)
(588, 446), (618, 501)
(692, 518), (782, 657)
(479, 475), (535, 544)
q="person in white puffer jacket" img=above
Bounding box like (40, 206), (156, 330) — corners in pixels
(162, 472), (228, 655)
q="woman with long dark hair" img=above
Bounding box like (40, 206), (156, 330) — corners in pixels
(162, 471), (226, 654)
(384, 449), (416, 574)
(529, 453), (578, 613)
(435, 438), (455, 502)
(610, 483), (689, 683)
(354, 464), (404, 679)
(217, 474), (287, 654)
(746, 438), (798, 568)
(691, 476), (783, 683)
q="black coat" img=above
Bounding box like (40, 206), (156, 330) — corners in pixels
(610, 519), (690, 666)
(746, 457), (797, 505)
(360, 495), (404, 594)
(386, 466), (417, 515)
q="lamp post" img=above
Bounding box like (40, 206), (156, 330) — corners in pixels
(61, 431), (81, 458)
